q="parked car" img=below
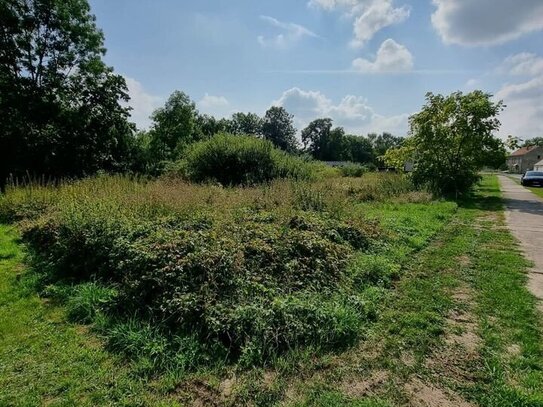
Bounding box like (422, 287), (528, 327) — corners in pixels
(521, 171), (543, 187)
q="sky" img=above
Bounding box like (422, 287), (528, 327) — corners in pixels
(88, 0), (543, 140)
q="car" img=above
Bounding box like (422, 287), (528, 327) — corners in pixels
(521, 171), (543, 187)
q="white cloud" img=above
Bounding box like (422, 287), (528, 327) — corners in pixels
(499, 52), (543, 76)
(308, 0), (409, 47)
(198, 93), (231, 118)
(431, 0), (543, 46)
(351, 2), (409, 47)
(274, 87), (409, 135)
(495, 52), (543, 139)
(308, 0), (360, 11)
(464, 78), (480, 89)
(352, 38), (413, 73)
(258, 16), (319, 48)
(199, 93), (229, 109)
(123, 76), (162, 130)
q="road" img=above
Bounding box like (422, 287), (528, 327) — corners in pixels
(499, 175), (543, 310)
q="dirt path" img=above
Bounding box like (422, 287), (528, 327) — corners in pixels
(498, 175), (543, 308)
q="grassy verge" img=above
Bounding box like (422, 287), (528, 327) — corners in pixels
(0, 225), (167, 406)
(280, 175), (543, 406)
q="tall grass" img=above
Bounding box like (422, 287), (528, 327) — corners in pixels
(0, 172), (432, 371)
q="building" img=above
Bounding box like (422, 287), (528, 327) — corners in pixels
(506, 146), (543, 173)
(535, 159), (543, 171)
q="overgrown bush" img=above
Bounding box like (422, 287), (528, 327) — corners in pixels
(1, 173), (429, 370)
(176, 133), (315, 185)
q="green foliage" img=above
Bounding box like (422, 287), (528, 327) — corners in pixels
(406, 91), (505, 196)
(65, 282), (118, 323)
(229, 112), (263, 136)
(178, 133), (314, 185)
(368, 133), (404, 159)
(301, 118), (375, 164)
(147, 90), (201, 164)
(262, 106), (298, 152)
(1, 173), (430, 371)
(0, 0), (134, 189)
(339, 164), (368, 177)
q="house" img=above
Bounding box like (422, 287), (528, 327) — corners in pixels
(506, 146), (543, 173)
(535, 159), (543, 171)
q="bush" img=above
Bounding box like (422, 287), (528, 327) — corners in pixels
(176, 133), (314, 185)
(19, 200), (377, 366)
(339, 163), (368, 178)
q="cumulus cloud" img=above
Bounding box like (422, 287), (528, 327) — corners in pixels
(352, 38), (413, 73)
(258, 16), (319, 48)
(431, 0), (543, 46)
(495, 53), (543, 139)
(309, 0), (409, 47)
(123, 76), (162, 130)
(351, 2), (410, 47)
(274, 87), (409, 135)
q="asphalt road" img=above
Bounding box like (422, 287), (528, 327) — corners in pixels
(499, 175), (543, 310)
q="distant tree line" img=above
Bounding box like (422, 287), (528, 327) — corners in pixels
(132, 90), (404, 174)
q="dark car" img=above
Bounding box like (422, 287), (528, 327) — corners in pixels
(521, 171), (543, 187)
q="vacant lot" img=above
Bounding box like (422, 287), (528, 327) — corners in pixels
(1, 174), (542, 406)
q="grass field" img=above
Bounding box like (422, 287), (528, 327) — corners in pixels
(1, 175), (542, 406)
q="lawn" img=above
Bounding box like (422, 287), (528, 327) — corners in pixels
(0, 174), (542, 406)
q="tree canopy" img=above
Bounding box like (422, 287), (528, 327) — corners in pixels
(262, 106), (298, 152)
(0, 0), (133, 189)
(301, 118), (375, 164)
(385, 91), (506, 196)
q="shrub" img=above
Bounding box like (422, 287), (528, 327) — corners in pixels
(339, 163), (368, 178)
(177, 133), (314, 185)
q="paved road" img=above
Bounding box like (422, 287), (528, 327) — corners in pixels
(499, 175), (543, 310)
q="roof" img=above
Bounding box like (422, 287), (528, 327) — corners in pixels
(535, 159), (543, 167)
(510, 145), (541, 157)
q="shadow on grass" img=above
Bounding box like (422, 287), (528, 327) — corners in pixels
(457, 195), (503, 212)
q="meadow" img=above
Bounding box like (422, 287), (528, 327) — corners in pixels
(0, 171), (454, 372)
(1, 173), (542, 406)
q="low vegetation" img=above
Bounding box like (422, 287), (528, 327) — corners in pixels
(2, 176), (542, 406)
(0, 173), (456, 376)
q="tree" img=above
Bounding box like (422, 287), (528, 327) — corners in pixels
(522, 137), (543, 147)
(345, 135), (374, 164)
(229, 112), (263, 136)
(0, 0), (133, 189)
(148, 91), (199, 163)
(301, 118), (333, 159)
(195, 114), (230, 138)
(396, 91), (505, 196)
(505, 135), (522, 150)
(301, 118), (352, 161)
(262, 106), (298, 152)
(368, 132), (404, 166)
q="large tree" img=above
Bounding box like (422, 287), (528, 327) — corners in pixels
(262, 106), (298, 152)
(0, 0), (133, 189)
(301, 118), (350, 161)
(229, 112), (263, 136)
(387, 91), (505, 196)
(147, 90), (200, 163)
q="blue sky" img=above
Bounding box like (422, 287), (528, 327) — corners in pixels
(89, 0), (543, 140)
